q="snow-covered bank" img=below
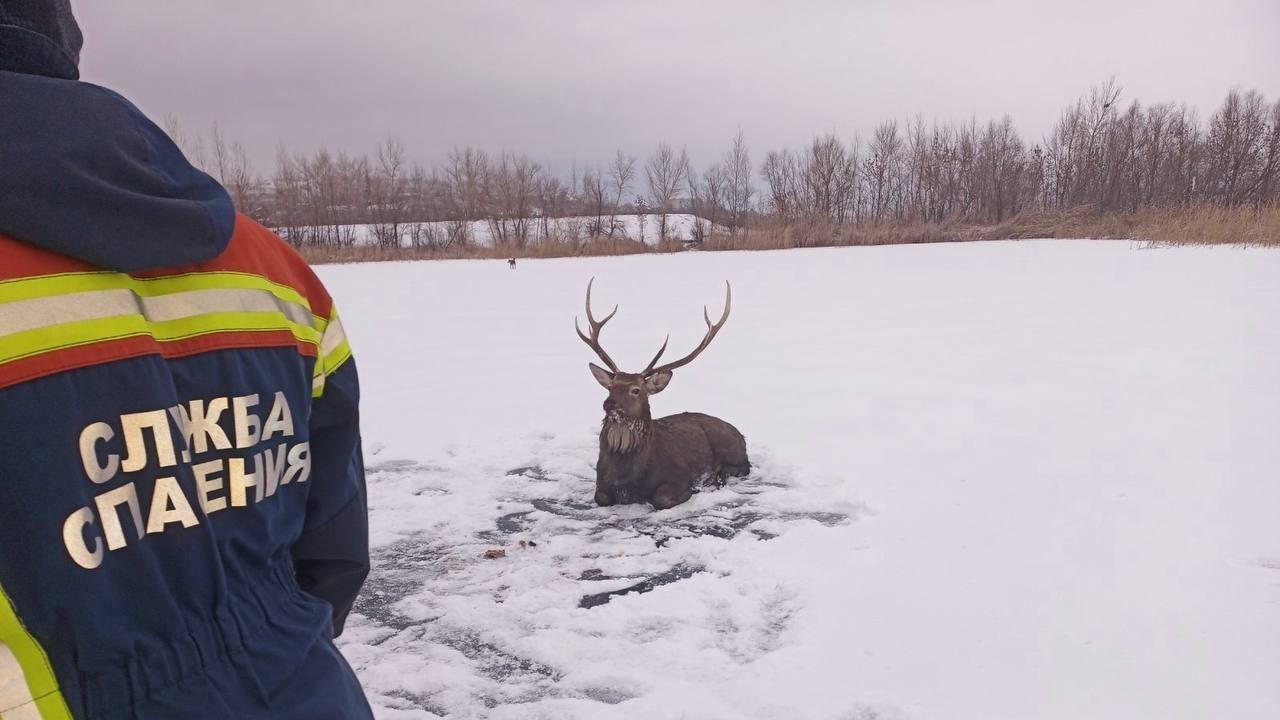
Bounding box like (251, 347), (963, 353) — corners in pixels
(319, 240), (1280, 720)
(287, 213), (710, 248)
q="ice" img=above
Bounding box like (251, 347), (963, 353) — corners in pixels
(320, 240), (1280, 719)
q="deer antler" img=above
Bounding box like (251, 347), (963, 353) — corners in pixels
(643, 281), (731, 377)
(575, 278), (620, 373)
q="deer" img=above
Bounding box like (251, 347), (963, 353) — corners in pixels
(576, 279), (750, 510)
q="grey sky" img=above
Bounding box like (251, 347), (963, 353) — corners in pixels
(76, 0), (1280, 174)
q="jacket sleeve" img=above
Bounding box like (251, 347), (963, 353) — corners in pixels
(292, 356), (369, 637)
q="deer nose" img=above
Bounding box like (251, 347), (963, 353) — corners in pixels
(603, 398), (618, 412)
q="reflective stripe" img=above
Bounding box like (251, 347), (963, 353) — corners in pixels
(5, 700), (43, 720)
(0, 282), (322, 367)
(0, 287), (313, 338)
(311, 309), (353, 398)
(0, 268), (348, 395)
(0, 588), (71, 720)
(319, 313), (347, 360)
(0, 270), (316, 317)
(0, 643), (34, 715)
(1, 312), (321, 367)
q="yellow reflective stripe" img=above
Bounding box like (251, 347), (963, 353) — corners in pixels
(320, 314), (352, 370)
(0, 270), (314, 317)
(0, 311), (321, 366)
(311, 309), (353, 398)
(0, 288), (314, 339)
(0, 588), (71, 720)
(0, 269), (333, 396)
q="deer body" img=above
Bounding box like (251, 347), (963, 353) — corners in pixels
(577, 280), (750, 510)
(596, 411), (749, 509)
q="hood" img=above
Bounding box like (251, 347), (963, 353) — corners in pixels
(0, 70), (236, 272)
(0, 0), (82, 80)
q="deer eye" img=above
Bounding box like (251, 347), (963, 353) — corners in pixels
(629, 387), (641, 396)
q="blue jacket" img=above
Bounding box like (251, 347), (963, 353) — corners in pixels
(0, 38), (372, 720)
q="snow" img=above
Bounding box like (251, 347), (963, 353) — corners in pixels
(318, 240), (1280, 720)
(297, 213), (710, 247)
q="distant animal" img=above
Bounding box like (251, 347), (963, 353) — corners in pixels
(508, 258), (517, 269)
(576, 279), (749, 510)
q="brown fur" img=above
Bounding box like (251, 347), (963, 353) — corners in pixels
(590, 369), (750, 510)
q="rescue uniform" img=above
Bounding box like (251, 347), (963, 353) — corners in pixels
(0, 3), (373, 718)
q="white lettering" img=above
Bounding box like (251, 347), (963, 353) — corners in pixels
(260, 392), (294, 441)
(227, 456), (261, 508)
(120, 410), (176, 472)
(146, 477), (200, 534)
(78, 422), (119, 484)
(282, 442), (311, 486)
(167, 404), (193, 463)
(193, 459), (227, 515)
(260, 443), (287, 500)
(94, 482), (145, 551)
(62, 507), (104, 570)
(187, 398), (232, 455)
(63, 389), (317, 571)
(232, 394), (261, 449)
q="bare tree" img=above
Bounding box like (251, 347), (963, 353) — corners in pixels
(208, 123), (256, 213)
(535, 174), (570, 244)
(582, 167), (608, 238)
(489, 151), (541, 248)
(272, 144), (303, 246)
(975, 116), (1029, 222)
(443, 146), (491, 247)
(1205, 89), (1278, 206)
(361, 136), (409, 247)
(182, 81), (1280, 253)
(724, 129), (753, 236)
(802, 133), (856, 223)
(761, 149), (799, 222)
(606, 150), (636, 240)
(645, 142), (691, 243)
(163, 114), (209, 172)
(687, 162), (725, 243)
(403, 163), (439, 248)
(865, 121), (902, 221)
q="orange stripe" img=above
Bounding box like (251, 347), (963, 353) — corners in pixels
(133, 215), (336, 320)
(0, 214), (336, 392)
(0, 236), (95, 280)
(0, 214), (334, 320)
(0, 329), (317, 391)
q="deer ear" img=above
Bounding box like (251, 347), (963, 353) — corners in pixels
(589, 363), (614, 389)
(644, 370), (673, 394)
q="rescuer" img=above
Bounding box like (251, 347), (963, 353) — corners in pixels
(0, 2), (373, 717)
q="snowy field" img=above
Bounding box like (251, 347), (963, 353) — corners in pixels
(318, 241), (1280, 720)
(294, 213), (710, 248)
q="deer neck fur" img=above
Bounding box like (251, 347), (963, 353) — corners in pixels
(602, 412), (650, 455)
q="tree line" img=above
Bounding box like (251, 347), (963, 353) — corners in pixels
(170, 81), (1279, 250)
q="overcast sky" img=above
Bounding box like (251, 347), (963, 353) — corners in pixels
(76, 0), (1280, 174)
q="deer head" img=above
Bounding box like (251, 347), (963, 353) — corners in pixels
(576, 279), (732, 452)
